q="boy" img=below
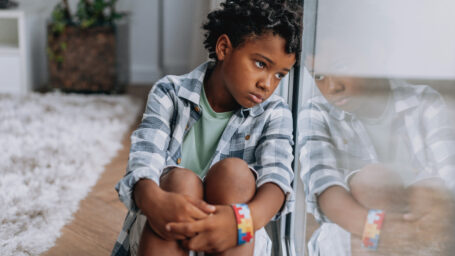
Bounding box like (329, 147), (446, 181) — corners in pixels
(112, 1), (302, 255)
(299, 73), (455, 255)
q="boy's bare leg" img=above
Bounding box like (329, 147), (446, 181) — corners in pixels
(204, 158), (256, 256)
(138, 168), (204, 256)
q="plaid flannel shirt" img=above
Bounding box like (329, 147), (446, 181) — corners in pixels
(112, 61), (294, 256)
(299, 80), (455, 255)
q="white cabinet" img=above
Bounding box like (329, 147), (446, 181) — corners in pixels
(0, 9), (39, 94)
(0, 54), (21, 93)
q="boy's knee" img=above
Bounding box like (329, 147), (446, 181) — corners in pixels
(349, 164), (407, 211)
(204, 158), (256, 204)
(159, 167), (203, 198)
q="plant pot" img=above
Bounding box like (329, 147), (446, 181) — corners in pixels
(47, 22), (129, 93)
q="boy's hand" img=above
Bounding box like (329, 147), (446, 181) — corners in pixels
(352, 213), (418, 256)
(134, 179), (216, 241)
(403, 178), (454, 222)
(352, 210), (455, 256)
(166, 205), (238, 253)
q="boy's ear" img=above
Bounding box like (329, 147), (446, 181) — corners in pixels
(215, 34), (233, 61)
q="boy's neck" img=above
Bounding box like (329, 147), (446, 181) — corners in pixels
(355, 79), (391, 119)
(203, 63), (241, 113)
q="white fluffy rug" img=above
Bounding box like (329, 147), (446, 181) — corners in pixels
(0, 92), (141, 256)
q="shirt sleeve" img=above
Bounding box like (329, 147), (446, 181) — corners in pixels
(420, 87), (455, 192)
(115, 81), (176, 212)
(298, 102), (350, 224)
(252, 101), (295, 219)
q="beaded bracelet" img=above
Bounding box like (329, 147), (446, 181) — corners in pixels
(362, 209), (385, 250)
(231, 204), (254, 245)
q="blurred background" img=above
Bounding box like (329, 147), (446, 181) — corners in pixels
(0, 0), (223, 94)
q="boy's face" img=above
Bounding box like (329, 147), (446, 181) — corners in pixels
(315, 76), (388, 115)
(217, 32), (296, 109)
(315, 76), (370, 114)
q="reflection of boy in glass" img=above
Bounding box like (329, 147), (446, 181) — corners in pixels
(299, 73), (455, 255)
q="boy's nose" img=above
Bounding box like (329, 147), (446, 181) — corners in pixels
(327, 77), (344, 94)
(257, 75), (273, 91)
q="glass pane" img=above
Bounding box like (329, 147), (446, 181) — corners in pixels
(295, 1), (455, 255)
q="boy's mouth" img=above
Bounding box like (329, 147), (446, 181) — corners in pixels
(333, 97), (350, 107)
(248, 93), (264, 104)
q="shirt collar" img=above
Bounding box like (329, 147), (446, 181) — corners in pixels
(238, 102), (265, 118)
(177, 61), (265, 117)
(176, 61), (209, 106)
(389, 79), (420, 113)
(328, 104), (347, 120)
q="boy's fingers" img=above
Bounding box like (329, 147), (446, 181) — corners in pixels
(403, 213), (415, 221)
(187, 203), (210, 220)
(165, 223), (196, 238)
(186, 196), (216, 215)
(403, 212), (423, 222)
(186, 233), (212, 252)
(167, 220), (207, 237)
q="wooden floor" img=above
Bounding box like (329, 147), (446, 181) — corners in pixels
(43, 85), (152, 256)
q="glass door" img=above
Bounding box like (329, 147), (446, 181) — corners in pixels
(293, 0), (455, 255)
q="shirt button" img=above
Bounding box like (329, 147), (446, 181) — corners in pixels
(194, 106), (200, 112)
(177, 158), (181, 164)
(245, 135), (251, 140)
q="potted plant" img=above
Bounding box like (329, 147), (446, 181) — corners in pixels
(47, 0), (129, 93)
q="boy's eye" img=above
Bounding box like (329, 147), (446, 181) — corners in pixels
(255, 61), (266, 69)
(275, 73), (285, 80)
(314, 74), (325, 81)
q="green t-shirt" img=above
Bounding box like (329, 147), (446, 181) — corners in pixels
(180, 86), (233, 177)
(358, 94), (415, 184)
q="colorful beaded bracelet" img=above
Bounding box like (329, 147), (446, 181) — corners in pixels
(231, 204), (254, 245)
(362, 209), (385, 250)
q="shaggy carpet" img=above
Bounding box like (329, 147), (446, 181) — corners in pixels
(0, 92), (141, 256)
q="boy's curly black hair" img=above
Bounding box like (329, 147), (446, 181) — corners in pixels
(203, 0), (303, 64)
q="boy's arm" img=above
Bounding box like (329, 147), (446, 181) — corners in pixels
(299, 101), (352, 223)
(115, 83), (174, 211)
(116, 82), (214, 240)
(420, 87), (455, 192)
(248, 182), (285, 230)
(317, 185), (367, 236)
(246, 101), (295, 227)
(134, 179), (215, 240)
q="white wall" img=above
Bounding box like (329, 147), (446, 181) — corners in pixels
(314, 0), (455, 79)
(129, 0), (161, 83)
(130, 0), (213, 83)
(161, 0), (208, 76)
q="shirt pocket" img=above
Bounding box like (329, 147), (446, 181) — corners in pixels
(229, 131), (247, 158)
(333, 136), (372, 173)
(333, 136), (366, 159)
